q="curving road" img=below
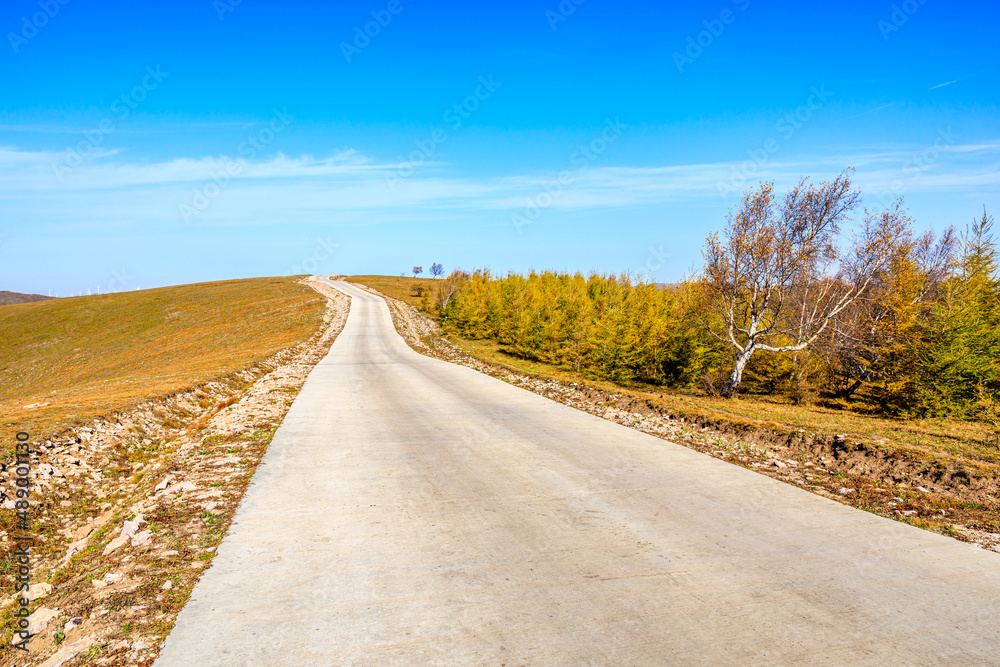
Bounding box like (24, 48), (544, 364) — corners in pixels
(156, 278), (1000, 666)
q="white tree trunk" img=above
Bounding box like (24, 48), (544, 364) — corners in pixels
(722, 345), (755, 397)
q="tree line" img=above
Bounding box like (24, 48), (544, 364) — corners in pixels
(430, 170), (998, 426)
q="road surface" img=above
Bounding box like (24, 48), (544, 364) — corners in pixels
(156, 278), (1000, 665)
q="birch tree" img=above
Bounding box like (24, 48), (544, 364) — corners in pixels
(702, 169), (908, 397)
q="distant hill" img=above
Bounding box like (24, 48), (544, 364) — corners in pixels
(0, 276), (326, 440)
(0, 290), (54, 305)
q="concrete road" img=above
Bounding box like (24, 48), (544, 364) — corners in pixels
(156, 278), (1000, 666)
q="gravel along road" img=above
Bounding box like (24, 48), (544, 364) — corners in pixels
(156, 278), (1000, 666)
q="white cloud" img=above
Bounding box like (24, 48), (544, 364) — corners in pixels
(0, 140), (997, 230)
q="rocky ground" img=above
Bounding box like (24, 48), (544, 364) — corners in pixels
(0, 279), (349, 667)
(354, 280), (1000, 557)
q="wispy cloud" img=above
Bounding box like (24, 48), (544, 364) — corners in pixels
(929, 80), (957, 90)
(0, 141), (997, 231)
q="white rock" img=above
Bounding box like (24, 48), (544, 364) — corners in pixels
(130, 639), (152, 661)
(131, 529), (153, 547)
(102, 534), (129, 556)
(102, 514), (145, 556)
(159, 481), (199, 496)
(63, 537), (89, 565)
(38, 637), (95, 667)
(19, 607), (59, 639)
(27, 582), (53, 601)
(92, 572), (123, 588)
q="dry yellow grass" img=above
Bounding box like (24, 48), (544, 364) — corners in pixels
(453, 337), (999, 468)
(347, 275), (435, 310)
(0, 277), (325, 442)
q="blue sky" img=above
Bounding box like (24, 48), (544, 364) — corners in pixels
(1, 0), (998, 295)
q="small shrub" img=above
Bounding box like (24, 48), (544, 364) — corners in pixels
(976, 383), (1000, 447)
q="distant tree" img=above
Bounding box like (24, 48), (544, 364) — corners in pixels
(412, 266), (423, 278)
(702, 169), (908, 397)
(435, 270), (467, 315)
(430, 262), (444, 278)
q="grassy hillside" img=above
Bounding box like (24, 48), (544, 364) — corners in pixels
(0, 290), (52, 306)
(347, 275), (436, 310)
(0, 277), (325, 441)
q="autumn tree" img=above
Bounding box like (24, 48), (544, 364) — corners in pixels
(434, 270), (467, 315)
(823, 226), (956, 406)
(412, 266), (423, 278)
(430, 262), (444, 278)
(702, 169), (908, 397)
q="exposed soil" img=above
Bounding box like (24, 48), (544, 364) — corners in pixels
(0, 279), (349, 666)
(359, 281), (1000, 556)
(0, 293), (52, 307)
